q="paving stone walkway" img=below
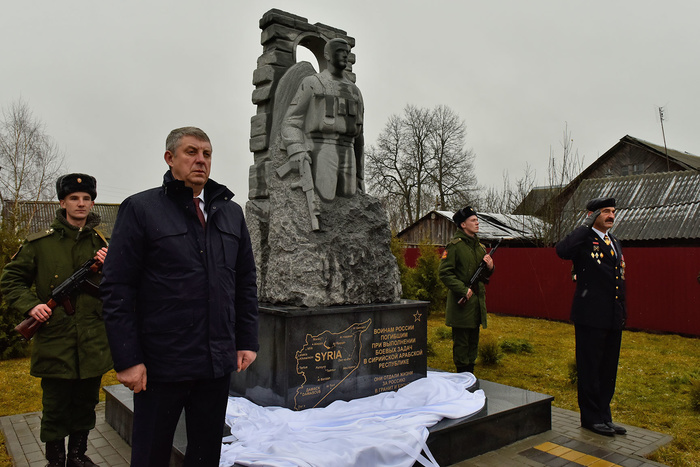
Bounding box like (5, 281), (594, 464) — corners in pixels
(1, 403), (673, 466)
(1, 403), (129, 467)
(453, 406), (673, 467)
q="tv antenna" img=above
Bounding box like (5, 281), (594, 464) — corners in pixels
(658, 106), (670, 171)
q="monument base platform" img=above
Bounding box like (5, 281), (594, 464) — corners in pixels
(104, 378), (552, 466)
(229, 300), (430, 410)
(421, 379), (553, 465)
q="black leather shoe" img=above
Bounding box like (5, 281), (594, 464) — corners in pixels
(606, 421), (627, 435)
(583, 423), (615, 436)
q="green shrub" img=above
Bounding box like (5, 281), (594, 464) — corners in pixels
(478, 335), (502, 365)
(0, 300), (31, 361)
(395, 238), (447, 314)
(500, 338), (533, 354)
(690, 380), (700, 412)
(390, 235), (412, 297)
(0, 221), (32, 360)
(435, 326), (452, 340)
(567, 359), (578, 385)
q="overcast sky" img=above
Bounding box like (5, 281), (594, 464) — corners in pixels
(3, 0), (699, 204)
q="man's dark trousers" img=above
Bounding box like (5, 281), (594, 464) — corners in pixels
(575, 324), (622, 426)
(130, 373), (231, 467)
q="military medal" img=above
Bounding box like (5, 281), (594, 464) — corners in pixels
(621, 256), (626, 280)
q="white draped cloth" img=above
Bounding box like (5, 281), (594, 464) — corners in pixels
(219, 371), (486, 467)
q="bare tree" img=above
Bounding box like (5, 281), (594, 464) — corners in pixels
(479, 166), (536, 214)
(402, 105), (434, 221)
(480, 123), (585, 245)
(542, 123), (585, 243)
(429, 105), (477, 210)
(367, 104), (478, 231)
(366, 114), (416, 229)
(0, 98), (65, 252)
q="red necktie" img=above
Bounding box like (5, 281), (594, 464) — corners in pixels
(194, 198), (205, 228)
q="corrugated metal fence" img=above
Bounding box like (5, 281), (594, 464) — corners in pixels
(406, 246), (700, 336)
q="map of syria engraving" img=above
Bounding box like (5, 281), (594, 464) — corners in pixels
(294, 319), (372, 410)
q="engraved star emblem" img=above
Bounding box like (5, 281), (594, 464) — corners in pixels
(413, 310), (422, 322)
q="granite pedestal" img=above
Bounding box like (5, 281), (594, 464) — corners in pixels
(229, 300), (429, 410)
(104, 377), (552, 467)
(421, 379), (553, 465)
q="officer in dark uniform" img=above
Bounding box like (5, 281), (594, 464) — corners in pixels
(556, 197), (627, 437)
(1, 174), (111, 466)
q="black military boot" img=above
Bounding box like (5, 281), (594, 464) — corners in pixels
(66, 431), (98, 467)
(45, 439), (66, 467)
(464, 363), (475, 375)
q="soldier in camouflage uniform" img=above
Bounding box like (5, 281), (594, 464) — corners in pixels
(438, 207), (494, 375)
(1, 174), (111, 467)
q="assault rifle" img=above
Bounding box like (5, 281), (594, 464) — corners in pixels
(276, 156), (320, 231)
(458, 239), (502, 306)
(15, 258), (102, 340)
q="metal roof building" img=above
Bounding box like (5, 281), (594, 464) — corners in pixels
(561, 171), (700, 244)
(397, 210), (545, 247)
(533, 135), (700, 222)
(2, 201), (120, 238)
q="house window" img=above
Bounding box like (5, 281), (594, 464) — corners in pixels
(621, 164), (644, 176)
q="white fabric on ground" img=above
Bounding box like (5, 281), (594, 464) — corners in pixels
(219, 371), (485, 467)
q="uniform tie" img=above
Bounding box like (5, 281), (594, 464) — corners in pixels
(604, 234), (614, 256)
(194, 198), (205, 228)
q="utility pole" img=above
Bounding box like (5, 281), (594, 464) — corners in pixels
(658, 106), (670, 171)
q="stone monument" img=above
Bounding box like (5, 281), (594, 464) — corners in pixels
(102, 13), (552, 467)
(231, 9), (428, 409)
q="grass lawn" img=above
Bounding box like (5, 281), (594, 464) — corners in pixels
(428, 313), (700, 467)
(1, 314), (698, 466)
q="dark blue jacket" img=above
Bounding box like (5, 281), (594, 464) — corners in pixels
(101, 171), (259, 381)
(556, 226), (626, 330)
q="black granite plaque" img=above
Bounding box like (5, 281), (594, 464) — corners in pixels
(229, 300), (428, 410)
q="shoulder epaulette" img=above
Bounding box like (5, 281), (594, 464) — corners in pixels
(448, 238), (462, 246)
(26, 228), (55, 242)
(93, 227), (109, 246)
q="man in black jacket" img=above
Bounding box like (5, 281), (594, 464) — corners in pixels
(556, 197), (627, 437)
(101, 127), (259, 466)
